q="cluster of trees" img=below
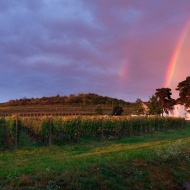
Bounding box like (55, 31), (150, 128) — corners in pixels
(148, 76), (190, 116)
(176, 76), (190, 109)
(3, 93), (132, 107)
(108, 76), (190, 116)
(148, 88), (174, 116)
(113, 76), (190, 117)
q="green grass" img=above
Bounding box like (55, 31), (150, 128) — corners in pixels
(0, 124), (190, 189)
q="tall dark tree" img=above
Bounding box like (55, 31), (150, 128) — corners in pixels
(176, 76), (190, 111)
(155, 88), (175, 116)
(147, 95), (162, 115)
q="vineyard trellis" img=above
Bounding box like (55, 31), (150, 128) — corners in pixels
(0, 117), (6, 150)
(1, 115), (186, 147)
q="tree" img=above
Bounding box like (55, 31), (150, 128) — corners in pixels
(132, 98), (145, 115)
(147, 95), (162, 115)
(155, 88), (175, 116)
(94, 106), (103, 115)
(112, 105), (124, 116)
(176, 76), (190, 111)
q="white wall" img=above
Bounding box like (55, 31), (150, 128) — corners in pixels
(165, 104), (190, 120)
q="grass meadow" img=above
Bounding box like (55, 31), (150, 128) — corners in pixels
(0, 122), (190, 189)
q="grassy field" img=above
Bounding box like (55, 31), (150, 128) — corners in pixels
(0, 123), (190, 189)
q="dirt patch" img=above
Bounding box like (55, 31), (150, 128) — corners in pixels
(149, 165), (176, 189)
(19, 174), (34, 186)
(132, 159), (145, 167)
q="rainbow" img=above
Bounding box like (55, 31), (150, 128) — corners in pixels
(165, 20), (190, 87)
(118, 61), (128, 80)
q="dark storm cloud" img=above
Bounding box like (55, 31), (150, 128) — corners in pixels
(0, 0), (190, 102)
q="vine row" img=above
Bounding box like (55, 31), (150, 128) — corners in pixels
(2, 115), (186, 146)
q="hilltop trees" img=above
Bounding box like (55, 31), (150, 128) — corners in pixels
(4, 93), (132, 106)
(176, 76), (190, 111)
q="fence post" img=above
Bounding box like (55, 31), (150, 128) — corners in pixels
(149, 119), (151, 133)
(183, 118), (186, 128)
(130, 117), (133, 137)
(157, 117), (160, 132)
(140, 116), (142, 135)
(76, 116), (81, 144)
(49, 118), (52, 146)
(101, 117), (104, 140)
(117, 118), (121, 139)
(15, 118), (18, 150)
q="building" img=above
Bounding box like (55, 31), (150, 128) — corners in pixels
(164, 104), (190, 120)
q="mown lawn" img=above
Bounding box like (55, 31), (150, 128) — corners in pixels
(0, 123), (190, 189)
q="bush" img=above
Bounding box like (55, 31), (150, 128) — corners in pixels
(112, 106), (124, 116)
(94, 106), (103, 115)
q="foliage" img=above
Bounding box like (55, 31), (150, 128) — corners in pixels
(20, 115), (185, 145)
(112, 106), (124, 115)
(5, 115), (22, 141)
(3, 93), (132, 107)
(132, 98), (145, 115)
(176, 76), (190, 111)
(155, 88), (175, 116)
(148, 95), (162, 115)
(0, 117), (4, 125)
(94, 106), (103, 115)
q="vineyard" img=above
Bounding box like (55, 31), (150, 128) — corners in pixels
(0, 104), (134, 116)
(0, 115), (190, 189)
(0, 115), (186, 148)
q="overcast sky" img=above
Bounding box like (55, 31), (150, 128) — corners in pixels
(0, 0), (190, 103)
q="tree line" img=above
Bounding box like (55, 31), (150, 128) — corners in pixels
(3, 93), (132, 107)
(95, 76), (190, 116)
(143, 76), (190, 116)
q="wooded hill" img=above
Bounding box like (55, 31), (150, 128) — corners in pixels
(1, 93), (132, 106)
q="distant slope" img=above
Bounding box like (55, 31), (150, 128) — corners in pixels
(1, 93), (132, 106)
(0, 93), (134, 116)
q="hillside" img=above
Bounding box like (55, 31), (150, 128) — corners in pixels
(1, 93), (132, 106)
(0, 93), (134, 116)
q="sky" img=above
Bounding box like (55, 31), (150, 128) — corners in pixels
(0, 0), (190, 103)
